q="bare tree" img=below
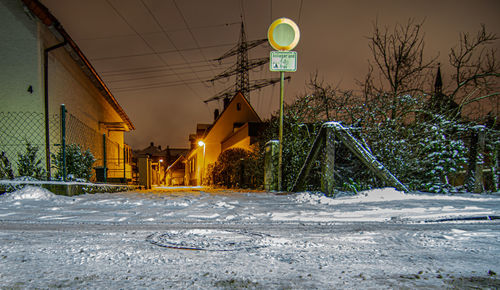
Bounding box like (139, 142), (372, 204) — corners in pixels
(367, 18), (436, 120)
(448, 24), (500, 120)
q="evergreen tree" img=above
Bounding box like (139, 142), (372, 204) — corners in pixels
(0, 152), (14, 179)
(16, 142), (45, 179)
(52, 144), (96, 181)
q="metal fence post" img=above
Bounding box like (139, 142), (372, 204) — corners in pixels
(60, 104), (66, 181)
(103, 134), (107, 183)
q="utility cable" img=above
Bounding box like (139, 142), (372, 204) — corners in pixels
(91, 43), (235, 62)
(106, 0), (205, 102)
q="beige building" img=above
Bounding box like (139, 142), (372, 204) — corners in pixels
(0, 0), (134, 180)
(185, 92), (262, 185)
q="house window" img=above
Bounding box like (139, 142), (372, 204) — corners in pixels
(237, 103), (241, 111)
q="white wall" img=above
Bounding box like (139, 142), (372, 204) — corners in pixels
(0, 0), (43, 112)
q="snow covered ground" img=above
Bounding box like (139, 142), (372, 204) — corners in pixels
(0, 186), (499, 288)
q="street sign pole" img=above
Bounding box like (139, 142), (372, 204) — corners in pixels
(268, 17), (300, 192)
(278, 71), (284, 191)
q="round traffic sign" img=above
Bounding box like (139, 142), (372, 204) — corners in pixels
(268, 18), (300, 51)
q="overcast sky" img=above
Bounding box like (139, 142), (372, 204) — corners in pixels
(40, 0), (500, 150)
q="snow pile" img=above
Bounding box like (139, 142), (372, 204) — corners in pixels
(357, 187), (408, 201)
(2, 186), (56, 201)
(294, 187), (498, 206)
(294, 187), (406, 205)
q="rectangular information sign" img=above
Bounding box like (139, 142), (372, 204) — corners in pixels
(270, 51), (297, 72)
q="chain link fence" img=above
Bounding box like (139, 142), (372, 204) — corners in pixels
(1, 106), (130, 183)
(66, 113), (104, 168)
(0, 112), (59, 177)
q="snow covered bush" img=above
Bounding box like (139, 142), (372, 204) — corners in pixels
(16, 142), (45, 180)
(484, 128), (500, 191)
(258, 106), (323, 191)
(0, 152), (14, 180)
(208, 148), (262, 188)
(364, 115), (468, 193)
(52, 144), (95, 181)
(415, 117), (468, 193)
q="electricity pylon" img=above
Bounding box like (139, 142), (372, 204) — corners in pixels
(205, 22), (289, 104)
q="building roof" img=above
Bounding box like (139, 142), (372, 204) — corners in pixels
(202, 91), (262, 139)
(21, 0), (135, 131)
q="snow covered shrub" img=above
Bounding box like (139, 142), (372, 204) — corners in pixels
(484, 128), (499, 191)
(258, 111), (323, 191)
(363, 115), (468, 193)
(208, 148), (262, 188)
(0, 152), (14, 179)
(416, 117), (468, 193)
(52, 144), (95, 181)
(16, 142), (45, 180)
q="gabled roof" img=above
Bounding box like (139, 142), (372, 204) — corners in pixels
(202, 91), (261, 139)
(21, 0), (135, 130)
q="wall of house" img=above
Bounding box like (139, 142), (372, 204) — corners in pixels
(203, 94), (260, 169)
(0, 0), (46, 174)
(221, 123), (252, 152)
(0, 0), (130, 179)
(0, 0), (43, 113)
(39, 22), (127, 177)
(40, 26), (124, 135)
(185, 152), (199, 185)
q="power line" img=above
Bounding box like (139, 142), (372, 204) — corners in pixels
(207, 57), (268, 82)
(101, 60), (230, 76)
(105, 0), (205, 102)
(205, 23), (281, 104)
(172, 0), (219, 79)
(205, 77), (289, 103)
(102, 63), (230, 78)
(298, 0), (304, 26)
(90, 43), (235, 62)
(112, 80), (204, 93)
(270, 0), (273, 23)
(139, 0), (213, 92)
(107, 66), (227, 83)
(111, 77), (205, 92)
(76, 21), (241, 42)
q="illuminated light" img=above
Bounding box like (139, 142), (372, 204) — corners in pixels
(198, 140), (205, 147)
(159, 159), (163, 163)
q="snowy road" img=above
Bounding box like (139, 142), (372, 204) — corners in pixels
(1, 187), (499, 288)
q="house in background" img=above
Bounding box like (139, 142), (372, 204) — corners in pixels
(0, 0), (134, 180)
(185, 92), (262, 186)
(165, 155), (186, 186)
(132, 142), (188, 187)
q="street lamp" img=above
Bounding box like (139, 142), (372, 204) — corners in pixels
(198, 141), (206, 185)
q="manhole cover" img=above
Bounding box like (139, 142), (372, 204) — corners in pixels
(147, 229), (268, 251)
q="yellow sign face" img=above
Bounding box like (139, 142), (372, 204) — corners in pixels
(268, 18), (300, 51)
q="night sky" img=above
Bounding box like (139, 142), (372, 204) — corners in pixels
(40, 0), (500, 150)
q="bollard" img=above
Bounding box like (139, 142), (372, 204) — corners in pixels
(264, 140), (279, 191)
